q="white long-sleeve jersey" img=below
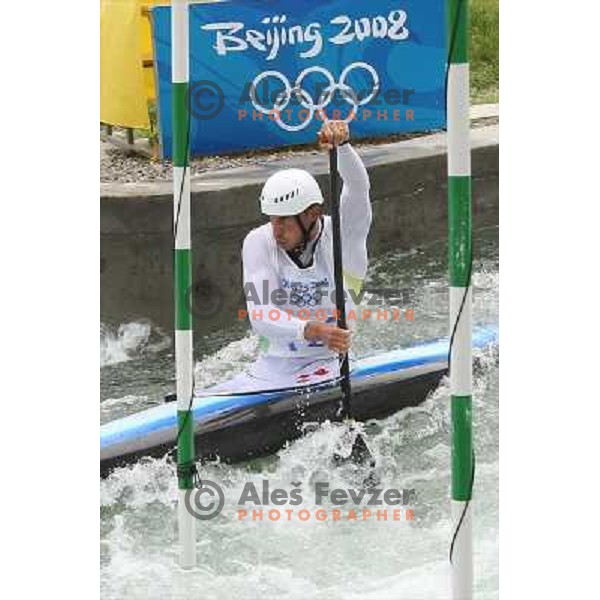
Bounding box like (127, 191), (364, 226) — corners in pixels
(242, 143), (372, 358)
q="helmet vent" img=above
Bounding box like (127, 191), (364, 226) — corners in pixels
(260, 171), (323, 215)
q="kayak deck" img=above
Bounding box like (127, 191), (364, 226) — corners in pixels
(101, 326), (498, 477)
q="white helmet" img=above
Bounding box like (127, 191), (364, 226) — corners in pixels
(260, 169), (324, 216)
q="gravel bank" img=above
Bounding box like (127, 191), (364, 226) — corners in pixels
(101, 115), (498, 184)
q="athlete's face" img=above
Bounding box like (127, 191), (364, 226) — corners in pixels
(270, 215), (303, 250)
(270, 207), (320, 251)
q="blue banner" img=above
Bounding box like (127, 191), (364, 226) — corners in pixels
(152, 0), (446, 157)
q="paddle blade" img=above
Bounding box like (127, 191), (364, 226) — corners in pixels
(332, 431), (379, 488)
(332, 432), (375, 468)
(350, 433), (375, 467)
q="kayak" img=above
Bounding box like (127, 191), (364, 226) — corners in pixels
(101, 326), (498, 477)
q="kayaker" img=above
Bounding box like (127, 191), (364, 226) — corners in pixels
(198, 120), (372, 393)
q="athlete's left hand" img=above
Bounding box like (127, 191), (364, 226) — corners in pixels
(317, 120), (349, 150)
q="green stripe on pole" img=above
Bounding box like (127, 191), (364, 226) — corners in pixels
(177, 411), (195, 489)
(448, 176), (472, 287)
(447, 0), (468, 64)
(174, 249), (192, 330)
(452, 396), (473, 501)
(173, 82), (189, 167)
(451, 395), (472, 500)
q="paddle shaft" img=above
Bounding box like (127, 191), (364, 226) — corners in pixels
(329, 147), (353, 419)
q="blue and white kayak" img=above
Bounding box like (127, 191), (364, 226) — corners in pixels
(101, 326), (498, 476)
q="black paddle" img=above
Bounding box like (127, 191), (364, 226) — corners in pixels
(328, 146), (375, 469)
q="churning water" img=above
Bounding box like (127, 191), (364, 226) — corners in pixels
(100, 226), (499, 600)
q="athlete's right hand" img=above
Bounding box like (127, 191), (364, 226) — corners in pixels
(304, 322), (351, 354)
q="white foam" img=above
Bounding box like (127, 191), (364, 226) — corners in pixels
(193, 333), (260, 389)
(100, 321), (170, 367)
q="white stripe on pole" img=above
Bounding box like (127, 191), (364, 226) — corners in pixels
(452, 500), (473, 598)
(178, 489), (196, 567)
(172, 1), (189, 84)
(175, 330), (194, 412)
(173, 166), (191, 250)
(450, 286), (473, 396)
(447, 64), (471, 177)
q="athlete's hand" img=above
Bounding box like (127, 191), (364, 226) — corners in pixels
(304, 321), (351, 354)
(317, 120), (350, 150)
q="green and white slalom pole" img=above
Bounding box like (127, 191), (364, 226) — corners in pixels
(172, 0), (196, 569)
(447, 0), (473, 598)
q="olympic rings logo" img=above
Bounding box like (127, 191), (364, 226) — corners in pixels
(249, 62), (380, 132)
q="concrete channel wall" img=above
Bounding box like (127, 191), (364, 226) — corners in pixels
(101, 123), (498, 334)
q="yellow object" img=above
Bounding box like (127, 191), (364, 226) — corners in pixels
(100, 0), (162, 128)
(343, 271), (364, 296)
